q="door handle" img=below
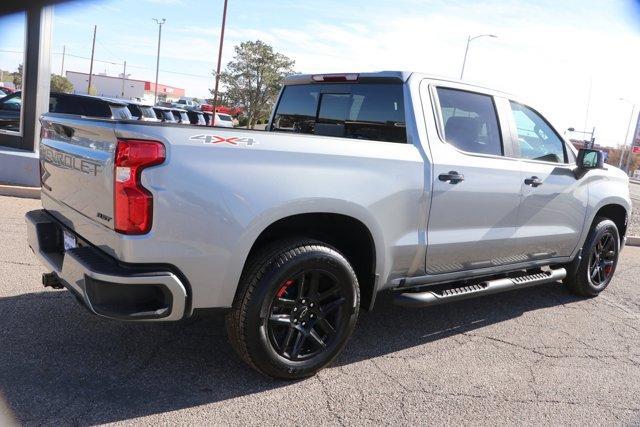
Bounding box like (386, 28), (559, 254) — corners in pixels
(524, 176), (543, 187)
(438, 171), (464, 184)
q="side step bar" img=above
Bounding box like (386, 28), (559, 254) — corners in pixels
(394, 268), (566, 308)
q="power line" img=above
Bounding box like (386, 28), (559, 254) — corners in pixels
(0, 49), (213, 79)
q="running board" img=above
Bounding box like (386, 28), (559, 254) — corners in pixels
(394, 268), (566, 308)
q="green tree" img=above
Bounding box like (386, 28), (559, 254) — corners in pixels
(50, 74), (74, 93)
(12, 64), (23, 89)
(215, 40), (295, 129)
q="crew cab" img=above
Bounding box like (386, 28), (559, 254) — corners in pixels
(26, 71), (631, 379)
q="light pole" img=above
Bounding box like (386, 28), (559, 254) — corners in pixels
(152, 18), (166, 105)
(619, 98), (637, 171)
(460, 34), (497, 80)
(212, 0), (229, 123)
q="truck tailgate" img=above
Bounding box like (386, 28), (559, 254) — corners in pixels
(40, 115), (117, 229)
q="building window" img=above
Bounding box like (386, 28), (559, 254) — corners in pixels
(0, 12), (26, 136)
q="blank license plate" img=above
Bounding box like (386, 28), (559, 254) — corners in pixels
(63, 230), (77, 251)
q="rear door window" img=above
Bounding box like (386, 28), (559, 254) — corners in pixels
(271, 83), (406, 143)
(436, 87), (503, 156)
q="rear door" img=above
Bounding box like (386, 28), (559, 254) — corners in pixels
(424, 83), (524, 274)
(506, 101), (587, 258)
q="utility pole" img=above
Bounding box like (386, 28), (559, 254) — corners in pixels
(60, 45), (66, 76)
(87, 25), (97, 94)
(619, 99), (636, 169)
(212, 0), (229, 125)
(152, 18), (166, 105)
(121, 60), (127, 98)
(625, 110), (639, 174)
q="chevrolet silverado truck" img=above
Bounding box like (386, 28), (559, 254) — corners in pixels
(26, 71), (631, 379)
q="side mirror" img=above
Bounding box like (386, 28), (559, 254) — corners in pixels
(577, 148), (604, 169)
(575, 148), (604, 179)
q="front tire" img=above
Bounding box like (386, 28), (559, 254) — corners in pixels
(226, 239), (360, 379)
(564, 217), (620, 297)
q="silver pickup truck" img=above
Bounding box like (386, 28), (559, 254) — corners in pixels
(26, 71), (631, 379)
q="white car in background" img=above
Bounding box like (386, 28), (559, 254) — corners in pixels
(203, 111), (234, 127)
(215, 112), (234, 128)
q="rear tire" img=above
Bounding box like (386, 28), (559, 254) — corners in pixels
(564, 217), (620, 297)
(226, 239), (360, 379)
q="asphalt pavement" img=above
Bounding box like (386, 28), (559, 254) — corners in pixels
(0, 195), (639, 425)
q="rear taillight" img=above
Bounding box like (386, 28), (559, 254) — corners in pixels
(114, 139), (165, 235)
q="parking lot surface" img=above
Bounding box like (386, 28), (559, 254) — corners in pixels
(0, 195), (639, 425)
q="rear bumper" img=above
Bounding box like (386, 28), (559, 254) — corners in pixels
(25, 209), (187, 322)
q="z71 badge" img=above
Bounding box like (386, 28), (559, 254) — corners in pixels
(190, 134), (258, 147)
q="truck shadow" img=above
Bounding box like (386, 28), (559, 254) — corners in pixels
(0, 283), (581, 424)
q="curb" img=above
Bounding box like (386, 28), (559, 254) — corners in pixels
(627, 236), (640, 247)
(0, 184), (40, 199)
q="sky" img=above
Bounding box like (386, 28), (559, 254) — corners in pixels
(1, 0), (640, 147)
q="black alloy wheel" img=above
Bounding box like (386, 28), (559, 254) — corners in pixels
(267, 270), (347, 361)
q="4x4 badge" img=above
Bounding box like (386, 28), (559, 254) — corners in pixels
(190, 134), (258, 147)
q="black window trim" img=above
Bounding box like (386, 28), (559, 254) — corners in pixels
(431, 84), (507, 159)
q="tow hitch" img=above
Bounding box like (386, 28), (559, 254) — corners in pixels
(42, 272), (63, 289)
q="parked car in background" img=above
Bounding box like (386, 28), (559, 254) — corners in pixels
(153, 106), (177, 123)
(0, 92), (132, 132)
(186, 110), (206, 126)
(202, 111), (213, 126)
(0, 92), (22, 131)
(174, 99), (200, 110)
(119, 99), (159, 122)
(171, 108), (190, 124)
(0, 87), (13, 98)
(202, 111), (234, 128)
(215, 112), (234, 128)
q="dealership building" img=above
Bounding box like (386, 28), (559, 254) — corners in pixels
(0, 2), (192, 187)
(65, 71), (185, 104)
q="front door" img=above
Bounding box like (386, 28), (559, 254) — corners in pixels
(424, 85), (524, 275)
(507, 101), (588, 258)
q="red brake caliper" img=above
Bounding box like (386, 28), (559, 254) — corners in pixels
(277, 279), (294, 298)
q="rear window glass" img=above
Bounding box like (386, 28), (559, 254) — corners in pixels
(271, 83), (406, 143)
(49, 95), (81, 115)
(218, 113), (232, 122)
(83, 99), (111, 117)
(110, 105), (133, 120)
(126, 104), (141, 118)
(139, 106), (156, 119)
